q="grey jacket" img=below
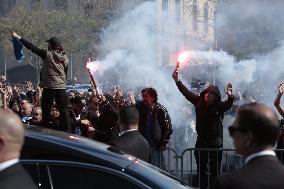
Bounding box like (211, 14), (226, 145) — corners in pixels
(19, 38), (69, 89)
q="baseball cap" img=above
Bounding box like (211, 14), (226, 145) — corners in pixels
(45, 36), (61, 46)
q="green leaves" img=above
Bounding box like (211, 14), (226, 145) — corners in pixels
(0, 5), (98, 63)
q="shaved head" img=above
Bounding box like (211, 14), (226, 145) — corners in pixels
(236, 103), (280, 146)
(0, 110), (24, 162)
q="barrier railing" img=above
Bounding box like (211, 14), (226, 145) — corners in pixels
(158, 148), (284, 188)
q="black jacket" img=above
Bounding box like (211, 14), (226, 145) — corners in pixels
(212, 156), (284, 189)
(136, 101), (173, 149)
(0, 162), (38, 189)
(110, 130), (150, 162)
(176, 81), (233, 145)
(90, 100), (119, 144)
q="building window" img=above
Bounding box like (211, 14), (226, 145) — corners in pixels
(30, 0), (41, 9)
(55, 0), (67, 9)
(0, 1), (5, 15)
(8, 0), (16, 10)
(204, 2), (208, 33)
(192, 0), (198, 31)
(162, 0), (168, 12)
(175, 0), (181, 22)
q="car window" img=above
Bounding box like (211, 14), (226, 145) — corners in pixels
(23, 161), (150, 189)
(21, 137), (99, 163)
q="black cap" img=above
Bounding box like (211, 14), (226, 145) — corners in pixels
(119, 106), (139, 125)
(45, 36), (61, 46)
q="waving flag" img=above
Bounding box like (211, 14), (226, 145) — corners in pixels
(12, 37), (25, 63)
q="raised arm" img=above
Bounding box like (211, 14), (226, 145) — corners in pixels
(274, 83), (284, 118)
(219, 83), (234, 112)
(12, 32), (47, 59)
(172, 68), (199, 105)
(128, 91), (136, 105)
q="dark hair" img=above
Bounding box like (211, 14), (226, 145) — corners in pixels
(237, 103), (280, 146)
(51, 104), (59, 110)
(68, 90), (76, 94)
(119, 106), (139, 125)
(49, 43), (64, 52)
(70, 96), (83, 105)
(141, 87), (158, 103)
(46, 37), (64, 52)
(19, 94), (28, 102)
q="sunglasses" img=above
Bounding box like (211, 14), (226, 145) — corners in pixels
(228, 125), (248, 137)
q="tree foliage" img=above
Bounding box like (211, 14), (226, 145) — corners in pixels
(0, 3), (98, 65)
(0, 0), (144, 81)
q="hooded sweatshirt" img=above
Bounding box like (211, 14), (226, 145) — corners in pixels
(19, 38), (68, 89)
(176, 81), (234, 145)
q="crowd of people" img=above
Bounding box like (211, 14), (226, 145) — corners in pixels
(0, 75), (173, 163)
(1, 32), (284, 188)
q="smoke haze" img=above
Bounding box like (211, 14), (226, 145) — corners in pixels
(91, 1), (284, 150)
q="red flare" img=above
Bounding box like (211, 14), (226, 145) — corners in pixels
(86, 58), (97, 72)
(177, 52), (190, 64)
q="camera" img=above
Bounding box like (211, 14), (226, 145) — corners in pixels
(22, 116), (33, 124)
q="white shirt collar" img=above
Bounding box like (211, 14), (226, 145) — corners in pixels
(119, 129), (138, 136)
(0, 159), (19, 172)
(245, 150), (276, 164)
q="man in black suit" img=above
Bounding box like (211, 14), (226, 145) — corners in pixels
(0, 110), (38, 189)
(212, 103), (284, 189)
(110, 106), (150, 162)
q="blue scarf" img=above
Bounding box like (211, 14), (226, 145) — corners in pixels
(12, 37), (25, 63)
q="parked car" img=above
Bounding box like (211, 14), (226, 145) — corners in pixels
(21, 125), (192, 189)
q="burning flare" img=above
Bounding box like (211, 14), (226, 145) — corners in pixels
(86, 58), (97, 72)
(86, 58), (99, 94)
(177, 52), (190, 64)
(175, 52), (190, 71)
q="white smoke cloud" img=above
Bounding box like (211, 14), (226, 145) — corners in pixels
(91, 1), (284, 150)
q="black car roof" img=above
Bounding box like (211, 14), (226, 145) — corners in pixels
(23, 126), (191, 189)
(24, 125), (136, 169)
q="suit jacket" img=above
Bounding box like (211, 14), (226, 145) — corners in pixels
(110, 130), (150, 162)
(0, 162), (38, 189)
(212, 156), (284, 189)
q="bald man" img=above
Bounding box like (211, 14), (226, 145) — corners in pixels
(0, 110), (38, 189)
(212, 103), (284, 189)
(21, 102), (33, 124)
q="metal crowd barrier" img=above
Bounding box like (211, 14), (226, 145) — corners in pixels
(156, 148), (284, 188)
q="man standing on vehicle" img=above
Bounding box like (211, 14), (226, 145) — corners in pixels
(12, 32), (70, 132)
